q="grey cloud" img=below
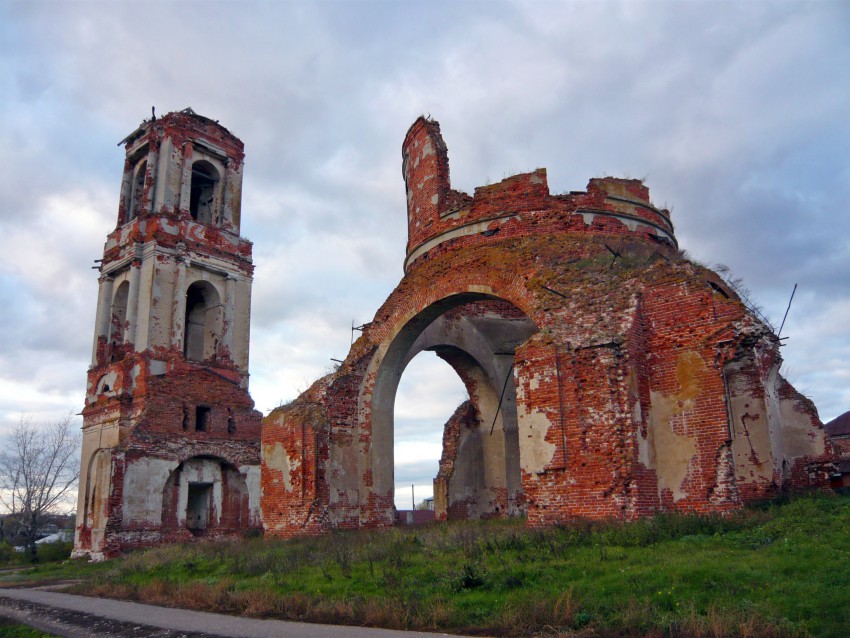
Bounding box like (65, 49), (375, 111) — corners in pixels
(1, 1), (848, 446)
(394, 459), (440, 486)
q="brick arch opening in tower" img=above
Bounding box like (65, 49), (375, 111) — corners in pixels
(189, 159), (220, 224)
(160, 456), (254, 538)
(126, 158), (147, 222)
(109, 280), (130, 347)
(184, 280), (222, 362)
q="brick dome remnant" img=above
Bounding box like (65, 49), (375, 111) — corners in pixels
(261, 117), (834, 536)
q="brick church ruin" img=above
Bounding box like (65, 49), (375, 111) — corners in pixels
(76, 112), (835, 556)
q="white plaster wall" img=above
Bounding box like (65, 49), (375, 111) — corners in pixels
(240, 463), (262, 524)
(517, 369), (557, 475)
(645, 352), (705, 502)
(145, 256), (177, 351)
(134, 245), (157, 352)
(233, 280), (252, 372)
(122, 457), (178, 526)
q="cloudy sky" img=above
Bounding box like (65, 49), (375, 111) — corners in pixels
(2, 1), (848, 507)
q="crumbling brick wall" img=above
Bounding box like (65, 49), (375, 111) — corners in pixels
(433, 400), (479, 521)
(261, 116), (834, 536)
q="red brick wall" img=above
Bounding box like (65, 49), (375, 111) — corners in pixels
(263, 230), (835, 536)
(261, 377), (331, 537)
(260, 119), (835, 538)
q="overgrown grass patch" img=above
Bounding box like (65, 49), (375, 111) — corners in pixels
(0, 542), (74, 568)
(3, 494), (849, 636)
(0, 616), (60, 638)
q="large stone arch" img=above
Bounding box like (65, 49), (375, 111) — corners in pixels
(336, 290), (539, 528)
(428, 346), (515, 519)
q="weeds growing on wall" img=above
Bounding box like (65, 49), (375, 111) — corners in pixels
(4, 494), (850, 637)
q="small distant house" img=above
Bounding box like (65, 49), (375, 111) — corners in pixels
(826, 411), (850, 488)
(395, 508), (436, 526)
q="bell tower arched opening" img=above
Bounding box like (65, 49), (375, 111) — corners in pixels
(184, 281), (222, 362)
(189, 160), (220, 224)
(109, 281), (130, 346)
(126, 159), (147, 222)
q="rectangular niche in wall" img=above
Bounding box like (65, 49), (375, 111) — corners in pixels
(195, 406), (211, 432)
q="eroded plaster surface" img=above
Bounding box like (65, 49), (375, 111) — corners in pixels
(123, 458), (176, 526)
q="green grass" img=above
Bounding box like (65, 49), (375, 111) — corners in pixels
(0, 543), (74, 567)
(3, 494), (850, 637)
(0, 617), (59, 637)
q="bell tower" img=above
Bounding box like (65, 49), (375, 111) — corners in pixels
(74, 109), (262, 560)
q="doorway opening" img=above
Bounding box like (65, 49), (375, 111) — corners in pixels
(186, 482), (213, 535)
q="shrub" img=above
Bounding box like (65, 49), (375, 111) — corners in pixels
(35, 541), (73, 563)
(0, 542), (17, 565)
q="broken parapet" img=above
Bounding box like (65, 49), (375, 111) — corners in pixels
(401, 116), (675, 272)
(261, 116), (834, 538)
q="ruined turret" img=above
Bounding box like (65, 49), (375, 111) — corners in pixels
(401, 116), (676, 273)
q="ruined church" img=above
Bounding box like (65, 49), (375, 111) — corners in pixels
(75, 111), (834, 556)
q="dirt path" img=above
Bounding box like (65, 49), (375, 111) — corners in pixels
(0, 588), (463, 638)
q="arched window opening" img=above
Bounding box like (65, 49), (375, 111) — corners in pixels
(83, 449), (112, 533)
(95, 372), (117, 395)
(183, 281), (222, 362)
(189, 160), (219, 224)
(109, 281), (130, 347)
(184, 284), (207, 361)
(127, 160), (147, 222)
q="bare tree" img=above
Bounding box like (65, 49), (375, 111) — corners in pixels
(0, 416), (80, 561)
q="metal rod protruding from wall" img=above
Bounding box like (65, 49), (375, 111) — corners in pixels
(777, 283), (798, 339)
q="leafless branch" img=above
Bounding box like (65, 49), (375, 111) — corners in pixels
(0, 416), (80, 559)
